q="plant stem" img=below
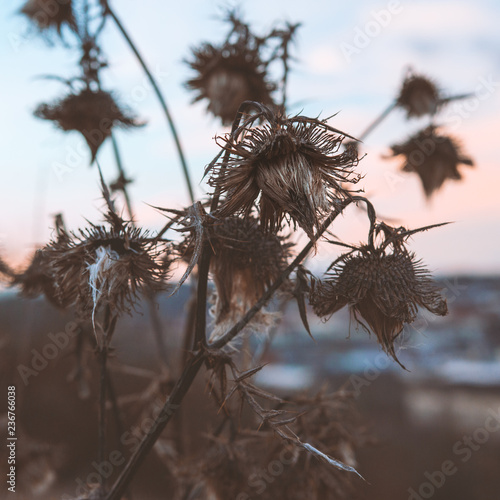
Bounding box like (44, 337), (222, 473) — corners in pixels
(190, 101), (259, 349)
(105, 372), (133, 500)
(98, 345), (108, 467)
(97, 307), (117, 492)
(105, 3), (195, 203)
(110, 133), (134, 222)
(181, 290), (197, 366)
(191, 247), (210, 348)
(105, 351), (205, 500)
(358, 101), (396, 141)
(145, 289), (170, 373)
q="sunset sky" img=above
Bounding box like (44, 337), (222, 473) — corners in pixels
(1, 0), (499, 276)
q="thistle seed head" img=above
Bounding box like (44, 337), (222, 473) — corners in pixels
(397, 71), (441, 118)
(390, 126), (474, 198)
(209, 216), (292, 322)
(20, 0), (77, 35)
(186, 41), (275, 125)
(34, 89), (144, 163)
(45, 224), (169, 320)
(210, 107), (360, 239)
(310, 224), (448, 367)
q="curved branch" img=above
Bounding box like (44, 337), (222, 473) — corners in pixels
(104, 2), (195, 203)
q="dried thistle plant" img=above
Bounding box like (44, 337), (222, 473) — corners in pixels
(20, 0), (77, 36)
(186, 12), (282, 125)
(396, 71), (441, 118)
(310, 221), (448, 367)
(390, 125), (474, 198)
(44, 214), (169, 322)
(208, 216), (293, 340)
(172, 211), (293, 341)
(209, 105), (360, 239)
(395, 68), (472, 119)
(34, 88), (144, 162)
(8, 4), (471, 498)
(186, 40), (275, 125)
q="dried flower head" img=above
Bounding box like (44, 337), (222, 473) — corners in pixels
(45, 222), (169, 320)
(175, 214), (292, 341)
(34, 88), (144, 162)
(210, 216), (293, 339)
(396, 71), (441, 118)
(186, 39), (275, 125)
(390, 126), (474, 198)
(310, 222), (448, 367)
(20, 0), (77, 35)
(210, 106), (360, 239)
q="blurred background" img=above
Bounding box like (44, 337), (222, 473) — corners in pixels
(1, 1), (500, 499)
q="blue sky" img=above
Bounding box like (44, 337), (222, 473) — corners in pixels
(1, 0), (500, 275)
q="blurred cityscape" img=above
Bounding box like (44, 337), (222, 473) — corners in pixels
(1, 275), (499, 499)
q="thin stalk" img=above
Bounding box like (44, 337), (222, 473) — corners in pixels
(190, 101), (260, 349)
(173, 289), (197, 455)
(104, 198), (355, 500)
(97, 307), (117, 492)
(281, 38), (290, 110)
(105, 3), (195, 203)
(181, 291), (197, 366)
(105, 351), (205, 500)
(191, 247), (211, 349)
(110, 133), (134, 222)
(145, 289), (170, 373)
(279, 24), (299, 110)
(98, 346), (108, 467)
(358, 101), (397, 141)
(105, 371), (133, 500)
(108, 134), (171, 374)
